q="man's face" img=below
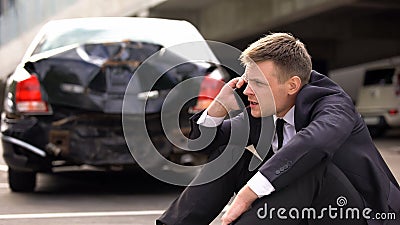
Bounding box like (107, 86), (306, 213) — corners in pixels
(243, 61), (291, 118)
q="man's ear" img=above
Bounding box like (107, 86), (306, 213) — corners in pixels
(287, 76), (302, 95)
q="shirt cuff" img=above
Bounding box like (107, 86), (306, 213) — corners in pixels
(196, 110), (225, 127)
(247, 171), (275, 198)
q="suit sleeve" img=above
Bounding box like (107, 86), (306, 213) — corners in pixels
(259, 99), (356, 191)
(188, 110), (251, 155)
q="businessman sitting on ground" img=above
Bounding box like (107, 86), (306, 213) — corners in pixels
(157, 32), (400, 225)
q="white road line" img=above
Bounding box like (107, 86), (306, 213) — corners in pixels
(0, 165), (8, 172)
(0, 210), (165, 219)
(0, 183), (9, 189)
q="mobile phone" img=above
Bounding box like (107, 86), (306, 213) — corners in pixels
(234, 83), (249, 109)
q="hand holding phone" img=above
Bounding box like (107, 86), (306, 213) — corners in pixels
(234, 83), (249, 110)
(207, 75), (249, 117)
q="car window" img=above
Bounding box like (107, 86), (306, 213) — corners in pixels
(24, 18), (219, 66)
(33, 28), (148, 54)
(363, 68), (395, 86)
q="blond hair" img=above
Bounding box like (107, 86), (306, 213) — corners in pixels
(240, 33), (312, 84)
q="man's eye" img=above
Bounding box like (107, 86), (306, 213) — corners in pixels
(255, 81), (266, 86)
(249, 80), (268, 87)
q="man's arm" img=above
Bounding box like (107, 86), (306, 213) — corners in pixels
(188, 76), (249, 153)
(222, 99), (356, 224)
(188, 109), (251, 155)
(259, 100), (356, 191)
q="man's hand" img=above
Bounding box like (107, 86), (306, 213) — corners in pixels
(207, 76), (247, 118)
(221, 185), (258, 225)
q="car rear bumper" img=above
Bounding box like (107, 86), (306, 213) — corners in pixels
(1, 105), (203, 173)
(2, 138), (51, 172)
(0, 112), (172, 171)
(361, 115), (388, 127)
(384, 114), (400, 127)
(360, 114), (400, 128)
(358, 109), (400, 128)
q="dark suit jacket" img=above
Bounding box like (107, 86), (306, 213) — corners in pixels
(189, 71), (400, 224)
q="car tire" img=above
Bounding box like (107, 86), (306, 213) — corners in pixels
(8, 168), (36, 192)
(367, 126), (386, 138)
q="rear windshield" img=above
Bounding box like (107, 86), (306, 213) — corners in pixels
(33, 28), (140, 54)
(363, 68), (395, 86)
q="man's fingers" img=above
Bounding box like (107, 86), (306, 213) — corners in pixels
(235, 74), (248, 89)
(221, 215), (233, 225)
(227, 77), (240, 88)
(226, 75), (248, 89)
(235, 79), (245, 89)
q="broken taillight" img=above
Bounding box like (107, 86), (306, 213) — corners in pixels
(15, 75), (50, 113)
(189, 69), (225, 113)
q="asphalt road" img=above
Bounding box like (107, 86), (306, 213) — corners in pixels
(0, 131), (399, 225)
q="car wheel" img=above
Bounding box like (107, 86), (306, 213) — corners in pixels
(8, 168), (36, 192)
(367, 126), (386, 138)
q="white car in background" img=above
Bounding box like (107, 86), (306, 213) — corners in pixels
(356, 66), (400, 137)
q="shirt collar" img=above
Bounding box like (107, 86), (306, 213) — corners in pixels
(273, 106), (295, 127)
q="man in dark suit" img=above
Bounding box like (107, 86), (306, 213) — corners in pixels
(157, 33), (400, 225)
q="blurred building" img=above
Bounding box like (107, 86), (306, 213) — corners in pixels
(1, 0), (400, 84)
(0, 0), (163, 78)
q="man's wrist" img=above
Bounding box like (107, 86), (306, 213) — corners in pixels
(236, 185), (258, 206)
(206, 100), (228, 118)
(247, 171), (275, 198)
(197, 110), (224, 127)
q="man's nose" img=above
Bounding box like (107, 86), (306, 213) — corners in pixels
(243, 84), (253, 96)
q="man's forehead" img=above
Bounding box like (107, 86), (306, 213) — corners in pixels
(244, 63), (267, 79)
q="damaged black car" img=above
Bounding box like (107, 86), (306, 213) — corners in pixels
(1, 17), (231, 192)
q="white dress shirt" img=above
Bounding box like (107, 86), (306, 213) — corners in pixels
(197, 107), (296, 198)
(247, 107), (296, 197)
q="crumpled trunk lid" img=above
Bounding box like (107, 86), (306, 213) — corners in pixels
(25, 41), (204, 114)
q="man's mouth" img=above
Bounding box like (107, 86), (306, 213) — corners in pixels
(249, 100), (259, 106)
